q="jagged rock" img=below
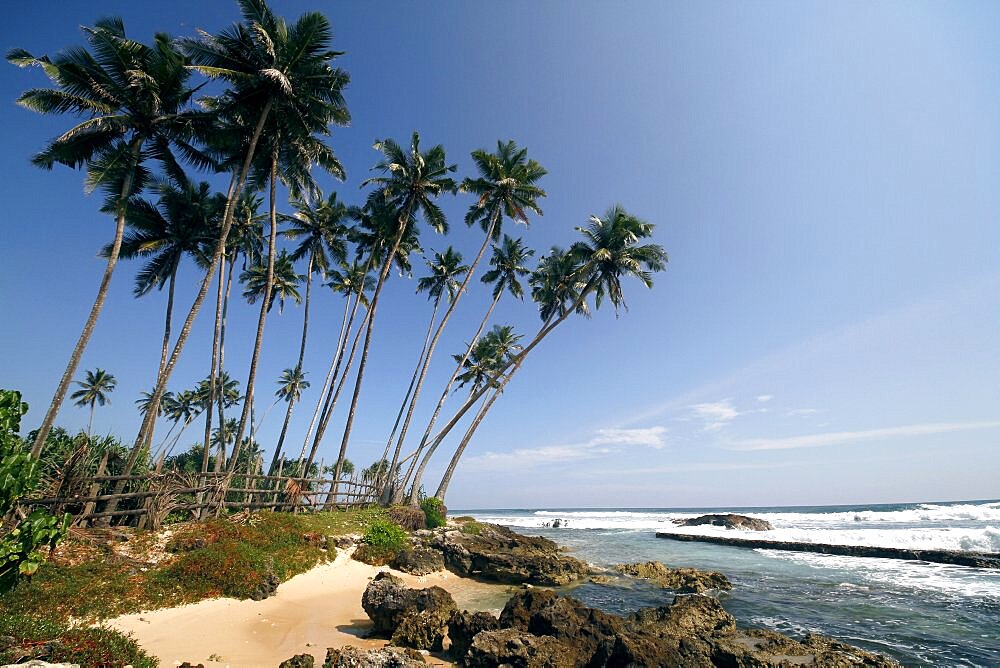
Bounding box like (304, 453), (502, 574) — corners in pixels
(464, 629), (576, 668)
(710, 628), (899, 667)
(333, 535), (357, 549)
(428, 522), (588, 585)
(278, 654), (315, 668)
(615, 561), (732, 592)
(248, 564), (281, 601)
(390, 547), (444, 575)
(389, 586), (457, 650)
(360, 572), (457, 650)
(322, 645), (425, 667)
(447, 610), (500, 659)
(673, 513), (774, 531)
(628, 594), (737, 637)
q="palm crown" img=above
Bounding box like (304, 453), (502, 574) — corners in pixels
(71, 369), (117, 409)
(461, 139), (547, 240)
(241, 250), (302, 313)
(417, 247), (469, 304)
(482, 235), (535, 300)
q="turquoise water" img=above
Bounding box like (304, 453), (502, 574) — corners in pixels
(460, 500), (1000, 667)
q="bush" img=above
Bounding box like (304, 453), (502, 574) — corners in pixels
(356, 519), (408, 565)
(459, 521), (483, 536)
(420, 497), (447, 529)
(387, 505), (426, 531)
(0, 613), (156, 667)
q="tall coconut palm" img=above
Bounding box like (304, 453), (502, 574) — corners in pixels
(434, 326), (523, 500)
(404, 236), (534, 501)
(154, 389), (203, 470)
(387, 142), (546, 502)
(419, 207), (667, 491)
(268, 365), (309, 472)
(194, 372), (241, 469)
(9, 19), (212, 457)
(241, 250), (303, 314)
(330, 133), (457, 487)
(122, 0), (350, 500)
(112, 179), (225, 448)
(70, 369), (117, 439)
(379, 247), (468, 500)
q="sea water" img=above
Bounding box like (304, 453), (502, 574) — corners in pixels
(459, 500), (1000, 667)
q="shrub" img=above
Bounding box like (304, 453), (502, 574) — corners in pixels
(387, 505), (426, 531)
(0, 613), (156, 667)
(459, 521), (483, 536)
(356, 519), (408, 565)
(420, 497), (447, 529)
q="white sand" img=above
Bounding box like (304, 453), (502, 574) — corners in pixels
(106, 550), (508, 668)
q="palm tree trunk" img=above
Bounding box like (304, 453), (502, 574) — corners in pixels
(435, 387), (499, 501)
(201, 252), (229, 477)
(87, 403), (95, 441)
(141, 264), (178, 453)
(216, 258), (237, 436)
(31, 138), (144, 458)
(404, 290), (501, 503)
(289, 293), (351, 475)
(373, 297), (439, 503)
(269, 256), (313, 469)
(230, 150), (279, 470)
(384, 218), (498, 503)
(82, 448), (111, 522)
(107, 98), (273, 515)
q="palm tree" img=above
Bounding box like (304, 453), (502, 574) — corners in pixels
(123, 0), (350, 498)
(387, 141), (546, 502)
(419, 207), (667, 496)
(9, 19), (211, 457)
(379, 247), (468, 501)
(241, 250), (303, 314)
(404, 235), (534, 502)
(154, 389), (203, 471)
(268, 365), (309, 473)
(434, 326), (523, 500)
(194, 372), (241, 470)
(70, 369), (117, 439)
(113, 179), (225, 449)
(331, 133), (457, 488)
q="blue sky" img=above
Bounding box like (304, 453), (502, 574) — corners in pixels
(1, 1), (997, 508)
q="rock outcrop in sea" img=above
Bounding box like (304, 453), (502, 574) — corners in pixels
(614, 560), (732, 593)
(672, 513), (775, 531)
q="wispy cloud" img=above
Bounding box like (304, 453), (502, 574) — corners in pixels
(690, 400), (739, 431)
(727, 421), (1000, 451)
(756, 394), (774, 403)
(463, 426), (666, 471)
(786, 408), (821, 417)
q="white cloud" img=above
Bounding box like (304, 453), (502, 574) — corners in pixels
(690, 400), (739, 431)
(727, 421), (1000, 451)
(463, 426), (667, 471)
(786, 408), (820, 417)
(756, 394), (774, 402)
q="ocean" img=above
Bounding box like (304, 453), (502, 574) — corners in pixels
(459, 499), (1000, 667)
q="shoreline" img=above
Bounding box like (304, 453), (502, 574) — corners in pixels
(106, 548), (510, 668)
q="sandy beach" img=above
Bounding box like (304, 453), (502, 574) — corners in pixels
(106, 549), (510, 668)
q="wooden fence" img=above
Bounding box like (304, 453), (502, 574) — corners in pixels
(20, 469), (377, 529)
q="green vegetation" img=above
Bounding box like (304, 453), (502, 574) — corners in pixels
(0, 615), (157, 668)
(357, 518), (409, 564)
(459, 521), (484, 536)
(0, 390), (70, 595)
(420, 496), (448, 529)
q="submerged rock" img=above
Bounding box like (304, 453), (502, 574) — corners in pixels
(673, 513), (774, 531)
(322, 645), (425, 667)
(428, 522), (588, 585)
(615, 560), (732, 592)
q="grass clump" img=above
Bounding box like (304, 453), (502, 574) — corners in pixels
(459, 521), (484, 535)
(0, 613), (156, 667)
(420, 497), (447, 529)
(355, 518), (408, 565)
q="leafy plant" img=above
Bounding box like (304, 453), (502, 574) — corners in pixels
(362, 519), (408, 552)
(0, 390), (70, 594)
(420, 497), (447, 529)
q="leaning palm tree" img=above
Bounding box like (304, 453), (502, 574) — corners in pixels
(379, 247), (468, 500)
(70, 369), (117, 439)
(387, 142), (546, 502)
(330, 133), (457, 486)
(9, 19), (212, 457)
(268, 365), (310, 473)
(404, 235), (534, 501)
(419, 207), (667, 498)
(119, 0), (350, 504)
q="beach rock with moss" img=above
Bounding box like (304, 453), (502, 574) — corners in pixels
(321, 645), (426, 667)
(614, 560), (732, 593)
(427, 521), (589, 586)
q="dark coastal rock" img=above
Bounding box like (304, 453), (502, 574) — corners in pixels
(627, 595), (737, 637)
(248, 565), (281, 601)
(360, 572), (457, 651)
(390, 547), (444, 575)
(711, 628), (899, 667)
(656, 532), (1000, 568)
(321, 645), (425, 667)
(464, 629), (576, 668)
(447, 610), (500, 659)
(387, 506), (427, 531)
(674, 513), (774, 531)
(278, 654), (315, 668)
(615, 560), (732, 592)
(428, 522), (588, 585)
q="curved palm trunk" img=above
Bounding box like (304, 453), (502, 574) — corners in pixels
(373, 297), (440, 503)
(87, 403), (95, 441)
(201, 253), (228, 477)
(31, 138), (143, 458)
(384, 218), (498, 503)
(404, 291), (502, 503)
(435, 386), (500, 501)
(287, 294), (352, 475)
(107, 99), (273, 516)
(229, 152), (279, 470)
(270, 256), (313, 469)
(142, 264), (178, 453)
